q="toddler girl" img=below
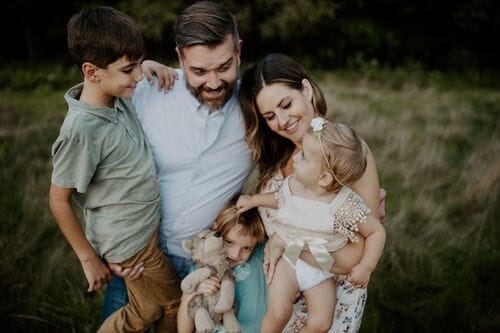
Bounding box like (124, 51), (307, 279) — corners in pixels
(237, 118), (386, 332)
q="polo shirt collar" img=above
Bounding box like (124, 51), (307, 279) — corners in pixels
(65, 83), (125, 123)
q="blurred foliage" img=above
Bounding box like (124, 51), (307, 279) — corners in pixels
(0, 0), (499, 70)
(1, 62), (499, 332)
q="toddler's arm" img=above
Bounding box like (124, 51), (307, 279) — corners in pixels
(141, 60), (178, 93)
(348, 214), (386, 288)
(49, 184), (111, 292)
(236, 192), (278, 214)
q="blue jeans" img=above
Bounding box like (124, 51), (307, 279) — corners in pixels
(100, 254), (194, 322)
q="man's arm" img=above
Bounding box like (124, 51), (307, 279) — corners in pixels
(49, 184), (111, 292)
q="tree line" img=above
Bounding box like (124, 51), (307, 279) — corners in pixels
(1, 0), (499, 70)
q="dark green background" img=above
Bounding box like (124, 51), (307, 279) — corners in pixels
(1, 0), (499, 70)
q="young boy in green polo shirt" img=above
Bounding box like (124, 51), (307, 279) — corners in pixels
(49, 7), (180, 332)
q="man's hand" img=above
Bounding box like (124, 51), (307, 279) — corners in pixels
(107, 262), (144, 281)
(141, 60), (178, 93)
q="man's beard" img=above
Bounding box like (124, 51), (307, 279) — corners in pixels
(186, 80), (236, 111)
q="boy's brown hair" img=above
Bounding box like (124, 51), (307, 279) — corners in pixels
(67, 6), (146, 70)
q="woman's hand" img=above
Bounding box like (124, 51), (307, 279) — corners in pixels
(263, 233), (286, 284)
(379, 188), (387, 224)
(107, 262), (144, 281)
(141, 60), (178, 93)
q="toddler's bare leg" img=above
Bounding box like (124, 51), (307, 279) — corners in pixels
(300, 277), (336, 333)
(261, 258), (298, 333)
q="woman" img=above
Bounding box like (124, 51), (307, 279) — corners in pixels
(238, 53), (384, 332)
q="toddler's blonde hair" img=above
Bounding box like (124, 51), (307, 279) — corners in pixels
(315, 122), (368, 193)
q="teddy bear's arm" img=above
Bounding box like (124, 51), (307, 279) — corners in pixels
(214, 272), (235, 313)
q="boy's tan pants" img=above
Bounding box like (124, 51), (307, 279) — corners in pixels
(98, 232), (181, 333)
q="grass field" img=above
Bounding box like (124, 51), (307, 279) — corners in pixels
(0, 64), (498, 332)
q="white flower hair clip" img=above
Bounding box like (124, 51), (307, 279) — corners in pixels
(311, 117), (328, 138)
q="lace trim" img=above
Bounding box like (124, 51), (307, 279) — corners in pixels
(275, 186), (286, 209)
(333, 191), (370, 242)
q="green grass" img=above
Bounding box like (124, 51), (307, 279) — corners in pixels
(1, 64), (499, 332)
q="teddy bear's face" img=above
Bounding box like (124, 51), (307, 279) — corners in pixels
(182, 229), (225, 262)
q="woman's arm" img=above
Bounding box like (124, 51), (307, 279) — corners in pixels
(351, 147), (381, 222)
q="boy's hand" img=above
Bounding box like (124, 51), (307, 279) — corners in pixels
(141, 60), (178, 93)
(81, 256), (112, 292)
(236, 195), (255, 214)
(347, 263), (371, 289)
(195, 276), (221, 295)
(108, 262), (144, 281)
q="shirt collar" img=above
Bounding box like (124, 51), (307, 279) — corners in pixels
(64, 83), (125, 123)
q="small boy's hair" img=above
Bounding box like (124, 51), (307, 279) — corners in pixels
(317, 122), (368, 192)
(67, 6), (146, 71)
(215, 196), (266, 243)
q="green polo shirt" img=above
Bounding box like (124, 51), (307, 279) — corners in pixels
(51, 83), (160, 263)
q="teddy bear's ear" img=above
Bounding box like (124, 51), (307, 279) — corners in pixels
(182, 240), (193, 254)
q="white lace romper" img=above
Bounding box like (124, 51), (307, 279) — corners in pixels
(270, 176), (370, 290)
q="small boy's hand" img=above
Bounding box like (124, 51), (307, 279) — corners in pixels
(141, 60), (178, 93)
(195, 276), (221, 295)
(81, 256), (112, 292)
(236, 195), (254, 214)
(108, 262), (144, 281)
(347, 263), (371, 289)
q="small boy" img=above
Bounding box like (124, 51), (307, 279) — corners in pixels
(49, 7), (180, 332)
(177, 197), (268, 332)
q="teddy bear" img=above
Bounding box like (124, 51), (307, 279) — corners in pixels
(181, 229), (241, 333)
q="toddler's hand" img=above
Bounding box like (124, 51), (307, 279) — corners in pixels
(347, 263), (371, 289)
(236, 195), (255, 214)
